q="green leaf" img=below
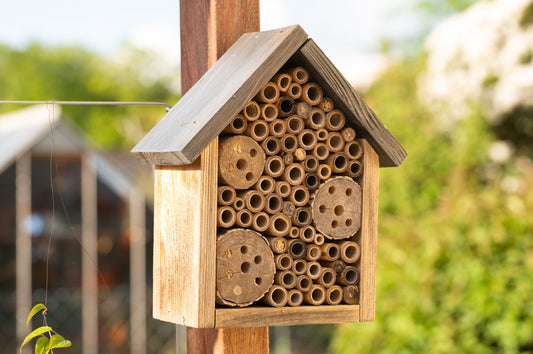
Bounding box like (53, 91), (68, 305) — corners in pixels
(48, 334), (71, 350)
(26, 304), (47, 326)
(20, 326), (52, 353)
(35, 337), (49, 354)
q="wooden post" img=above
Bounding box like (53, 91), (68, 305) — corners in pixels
(81, 151), (98, 354)
(16, 153), (32, 354)
(179, 1), (267, 353)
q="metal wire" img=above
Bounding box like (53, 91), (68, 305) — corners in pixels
(0, 100), (172, 111)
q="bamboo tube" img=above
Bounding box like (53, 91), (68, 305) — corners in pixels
(280, 134), (298, 153)
(217, 186), (236, 206)
(314, 233), (325, 246)
(283, 163), (305, 186)
(304, 173), (320, 191)
(295, 101), (310, 119)
(339, 241), (361, 263)
(233, 197), (245, 211)
(287, 289), (304, 307)
(269, 119), (287, 138)
(288, 66), (310, 84)
(264, 193), (283, 214)
(235, 209), (253, 228)
(239, 190), (265, 213)
(326, 152), (349, 174)
(243, 101), (260, 121)
(295, 275), (312, 292)
(268, 236), (288, 254)
(246, 119), (269, 141)
(313, 143), (330, 161)
(320, 243), (340, 261)
(344, 140), (363, 160)
(302, 82), (323, 106)
(305, 107), (326, 129)
(326, 132), (345, 152)
(288, 239), (306, 259)
(292, 207), (312, 227)
(288, 226), (300, 239)
(265, 155), (285, 178)
(292, 259), (308, 276)
(275, 253), (293, 271)
(286, 115), (304, 135)
(298, 129), (318, 151)
(347, 160), (363, 178)
(276, 181), (291, 198)
(337, 266), (359, 286)
(318, 268), (336, 288)
(299, 225), (316, 243)
(282, 200), (296, 217)
(263, 285), (288, 307)
(260, 103), (278, 122)
(325, 109), (346, 131)
(326, 285), (343, 305)
(287, 83), (302, 100)
(223, 114), (247, 134)
(290, 186), (310, 207)
(306, 261), (322, 280)
(317, 164), (332, 180)
(342, 127), (356, 142)
(294, 148), (306, 161)
(320, 97), (334, 112)
(303, 155), (319, 172)
(320, 260), (346, 274)
(272, 73), (292, 92)
(282, 152), (294, 166)
(261, 136), (281, 155)
(275, 270), (297, 289)
(305, 244), (321, 262)
(342, 285), (359, 305)
(277, 96), (295, 117)
(316, 128), (328, 141)
(252, 212), (270, 232)
(217, 206), (236, 228)
(255, 175), (276, 195)
(268, 213), (291, 237)
(255, 81), (280, 104)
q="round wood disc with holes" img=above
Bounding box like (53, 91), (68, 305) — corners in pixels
(311, 177), (362, 239)
(219, 136), (265, 189)
(216, 229), (275, 307)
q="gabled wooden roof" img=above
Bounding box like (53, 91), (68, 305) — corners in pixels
(132, 25), (406, 167)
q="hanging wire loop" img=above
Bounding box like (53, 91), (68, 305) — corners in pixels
(0, 100), (173, 111)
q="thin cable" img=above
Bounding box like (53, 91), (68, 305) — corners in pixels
(0, 100), (172, 111)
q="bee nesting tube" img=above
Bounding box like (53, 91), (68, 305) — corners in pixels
(320, 243), (340, 261)
(303, 155), (319, 172)
(272, 73), (292, 92)
(306, 261), (322, 280)
(344, 140), (363, 160)
(236, 209), (253, 228)
(264, 193), (284, 214)
(287, 289), (304, 307)
(269, 119), (287, 138)
(288, 66), (310, 84)
(292, 259), (308, 276)
(268, 213), (291, 237)
(288, 239), (306, 260)
(255, 175), (276, 195)
(282, 152), (294, 165)
(317, 164), (332, 180)
(295, 102), (310, 119)
(304, 173), (320, 191)
(223, 114), (247, 134)
(314, 233), (325, 246)
(280, 134), (298, 153)
(246, 120), (269, 141)
(252, 212), (270, 233)
(299, 225), (316, 243)
(276, 181), (291, 198)
(217, 206), (236, 228)
(326, 132), (345, 152)
(282, 200), (296, 217)
(320, 260), (346, 274)
(283, 163), (306, 185)
(239, 190), (265, 213)
(326, 152), (349, 174)
(275, 270), (297, 289)
(319, 97), (334, 112)
(217, 186), (236, 206)
(292, 207), (312, 227)
(288, 226), (300, 239)
(286, 115), (305, 134)
(265, 156), (285, 178)
(316, 128), (328, 141)
(296, 274), (312, 292)
(318, 268), (336, 288)
(339, 241), (361, 263)
(275, 253), (293, 271)
(347, 160), (363, 178)
(261, 136), (281, 156)
(260, 103), (278, 122)
(303, 284), (326, 306)
(268, 237), (288, 254)
(305, 108), (326, 130)
(277, 96), (295, 117)
(216, 229), (275, 307)
(305, 244), (321, 262)
(302, 82), (323, 106)
(326, 285), (343, 305)
(289, 186), (310, 207)
(313, 143), (330, 161)
(219, 136), (265, 189)
(243, 101), (260, 121)
(298, 129), (318, 150)
(294, 148), (306, 161)
(325, 110), (345, 131)
(337, 266), (359, 286)
(233, 197), (245, 211)
(255, 81), (280, 104)
(341, 127), (356, 142)
(287, 83), (302, 100)
(342, 285), (359, 305)
(262, 285), (288, 308)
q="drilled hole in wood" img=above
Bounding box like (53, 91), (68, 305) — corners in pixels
(255, 277), (262, 286)
(319, 205), (326, 213)
(334, 205), (344, 216)
(345, 218), (353, 226)
(254, 255), (262, 264)
(345, 188), (353, 196)
(245, 172), (253, 181)
(250, 148), (257, 157)
(240, 246), (248, 254)
(241, 262), (251, 273)
(331, 220), (338, 229)
(236, 159), (247, 171)
(328, 186), (335, 194)
(345, 269), (357, 283)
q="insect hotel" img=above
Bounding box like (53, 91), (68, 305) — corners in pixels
(132, 25), (406, 328)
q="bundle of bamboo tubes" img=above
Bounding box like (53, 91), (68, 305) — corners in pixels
(216, 66), (364, 307)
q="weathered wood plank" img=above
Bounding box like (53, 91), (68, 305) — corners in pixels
(213, 327), (269, 354)
(358, 140), (379, 321)
(132, 25), (308, 165)
(290, 40), (407, 167)
(215, 305), (360, 328)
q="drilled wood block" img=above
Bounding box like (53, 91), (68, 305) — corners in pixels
(219, 136), (265, 189)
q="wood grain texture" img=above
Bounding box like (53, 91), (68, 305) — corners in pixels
(358, 140), (379, 321)
(290, 40), (407, 167)
(214, 327), (269, 354)
(215, 305), (359, 328)
(132, 25), (308, 165)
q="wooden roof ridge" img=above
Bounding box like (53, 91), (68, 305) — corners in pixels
(132, 25), (406, 167)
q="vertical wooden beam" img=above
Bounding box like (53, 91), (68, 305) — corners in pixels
(358, 140), (379, 321)
(130, 188), (147, 354)
(179, 1), (265, 353)
(81, 152), (98, 354)
(16, 153), (32, 353)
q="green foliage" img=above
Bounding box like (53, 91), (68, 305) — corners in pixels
(0, 43), (179, 149)
(20, 304), (71, 354)
(519, 1), (533, 28)
(331, 55), (533, 353)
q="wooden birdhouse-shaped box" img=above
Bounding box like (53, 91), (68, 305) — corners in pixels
(132, 25), (406, 328)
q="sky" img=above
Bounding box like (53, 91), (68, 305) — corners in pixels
(0, 0), (421, 86)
